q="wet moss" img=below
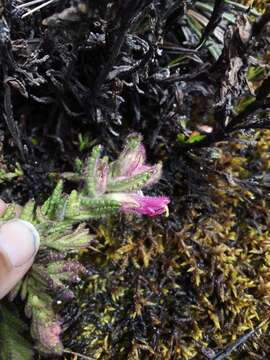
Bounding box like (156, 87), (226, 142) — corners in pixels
(65, 130), (270, 359)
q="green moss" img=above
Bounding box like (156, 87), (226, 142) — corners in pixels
(67, 130), (270, 359)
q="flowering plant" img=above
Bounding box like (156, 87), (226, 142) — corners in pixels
(0, 134), (169, 356)
(84, 133), (169, 217)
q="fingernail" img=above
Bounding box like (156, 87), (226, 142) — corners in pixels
(0, 220), (39, 267)
(0, 219), (40, 299)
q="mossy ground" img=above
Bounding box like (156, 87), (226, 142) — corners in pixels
(54, 130), (270, 359)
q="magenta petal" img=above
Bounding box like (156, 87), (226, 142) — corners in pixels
(131, 195), (170, 217)
(111, 193), (170, 217)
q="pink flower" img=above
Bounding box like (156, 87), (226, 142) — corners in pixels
(107, 193), (170, 217)
(109, 133), (162, 189)
(118, 143), (146, 178)
(38, 320), (63, 353)
(87, 134), (170, 219)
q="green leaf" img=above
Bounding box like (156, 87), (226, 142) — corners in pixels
(65, 190), (81, 219)
(0, 303), (33, 360)
(44, 223), (93, 251)
(19, 201), (35, 223)
(41, 180), (63, 219)
(107, 171), (153, 192)
(187, 134), (206, 144)
(177, 133), (187, 143)
(84, 145), (103, 197)
(177, 133), (206, 144)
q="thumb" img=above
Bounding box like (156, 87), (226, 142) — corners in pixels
(0, 219), (40, 299)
